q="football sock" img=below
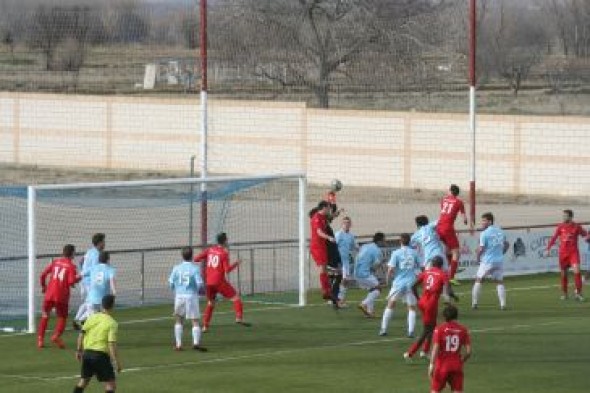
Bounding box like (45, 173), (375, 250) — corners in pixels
(233, 299), (244, 320)
(74, 303), (87, 322)
(53, 317), (66, 338)
(192, 326), (201, 346)
(330, 275), (342, 300)
(319, 272), (330, 296)
(380, 308), (393, 331)
(174, 323), (183, 347)
(497, 284), (506, 308)
(407, 341), (420, 357)
(73, 387), (84, 393)
(408, 309), (416, 335)
(449, 258), (458, 279)
(38, 316), (49, 339)
(472, 282), (482, 306)
(365, 289), (380, 313)
(561, 274), (568, 295)
(203, 304), (214, 328)
(574, 272), (583, 294)
(422, 337), (431, 353)
(338, 284), (347, 301)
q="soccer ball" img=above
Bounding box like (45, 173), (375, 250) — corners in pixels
(330, 179), (343, 192)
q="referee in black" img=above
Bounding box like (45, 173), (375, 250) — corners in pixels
(73, 294), (122, 393)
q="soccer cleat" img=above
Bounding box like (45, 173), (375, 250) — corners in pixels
(419, 351), (430, 360)
(407, 332), (414, 339)
(72, 321), (82, 331)
(574, 294), (585, 302)
(472, 304), (478, 310)
(560, 294), (568, 301)
(193, 345), (208, 352)
(174, 345), (183, 351)
(337, 301), (349, 308)
(37, 337), (45, 349)
(202, 326), (209, 333)
(500, 305), (507, 311)
(50, 336), (66, 349)
(449, 278), (461, 286)
(357, 304), (371, 318)
(322, 293), (332, 300)
(403, 352), (412, 362)
(236, 320), (252, 327)
(378, 330), (387, 337)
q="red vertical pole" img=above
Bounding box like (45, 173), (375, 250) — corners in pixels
(200, 0), (208, 247)
(469, 0), (477, 229)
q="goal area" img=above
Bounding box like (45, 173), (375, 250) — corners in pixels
(0, 173), (307, 333)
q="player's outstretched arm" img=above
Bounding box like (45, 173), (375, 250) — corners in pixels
(109, 342), (122, 373)
(546, 227), (560, 253)
(75, 332), (85, 362)
(227, 258), (241, 273)
(193, 249), (208, 263)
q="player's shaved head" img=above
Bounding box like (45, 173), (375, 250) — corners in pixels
(182, 246), (193, 261)
(430, 255), (444, 268)
(63, 244), (75, 258)
(217, 232), (228, 245)
(98, 251), (110, 264)
(450, 184), (460, 196)
(443, 304), (459, 321)
(373, 232), (385, 243)
(415, 215), (429, 227)
(400, 233), (410, 246)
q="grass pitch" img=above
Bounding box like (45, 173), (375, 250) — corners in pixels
(1, 274), (589, 393)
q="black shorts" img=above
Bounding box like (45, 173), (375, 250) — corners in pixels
(81, 350), (115, 382)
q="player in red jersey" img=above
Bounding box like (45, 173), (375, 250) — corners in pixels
(404, 256), (449, 360)
(546, 209), (590, 301)
(310, 201), (337, 300)
(437, 185), (468, 285)
(429, 304), (472, 393)
(38, 244), (80, 349)
(194, 232), (250, 332)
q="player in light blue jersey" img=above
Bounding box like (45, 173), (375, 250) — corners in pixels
(380, 234), (420, 337)
(169, 247), (207, 352)
(355, 232), (385, 318)
(472, 212), (509, 310)
(73, 233), (106, 330)
(410, 216), (446, 269)
(335, 216), (358, 306)
(85, 251), (116, 314)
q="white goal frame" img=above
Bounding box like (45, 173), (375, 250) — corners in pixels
(27, 173), (307, 333)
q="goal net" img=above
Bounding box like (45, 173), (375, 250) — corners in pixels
(0, 174), (307, 333)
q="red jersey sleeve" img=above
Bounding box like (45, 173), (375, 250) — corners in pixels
(194, 249), (208, 263)
(40, 262), (53, 290)
(67, 263), (79, 287)
(458, 199), (465, 215)
(547, 225), (560, 250)
(433, 325), (441, 344)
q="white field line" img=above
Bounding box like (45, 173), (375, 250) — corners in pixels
(0, 283), (562, 339)
(0, 320), (564, 382)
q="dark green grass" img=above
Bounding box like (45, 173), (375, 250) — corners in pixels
(1, 274), (589, 392)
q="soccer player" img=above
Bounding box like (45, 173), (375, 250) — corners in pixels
(335, 216), (358, 306)
(411, 215), (457, 302)
(428, 304), (472, 393)
(404, 256), (448, 360)
(437, 185), (469, 285)
(84, 251), (117, 319)
(546, 209), (589, 301)
(194, 232), (250, 332)
(74, 233), (106, 330)
(38, 244), (80, 349)
(355, 232), (385, 318)
(472, 212), (509, 310)
(380, 233), (420, 337)
(169, 247), (207, 351)
(325, 218), (342, 309)
(73, 294), (121, 393)
(309, 201), (337, 300)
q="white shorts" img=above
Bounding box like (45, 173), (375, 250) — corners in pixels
(356, 275), (379, 290)
(387, 285), (417, 306)
(476, 262), (504, 281)
(174, 294), (200, 319)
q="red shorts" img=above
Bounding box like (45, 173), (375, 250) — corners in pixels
(559, 251), (580, 270)
(437, 226), (459, 250)
(419, 300), (438, 326)
(42, 300), (69, 318)
(431, 367), (464, 392)
(310, 246), (328, 266)
(206, 281), (237, 301)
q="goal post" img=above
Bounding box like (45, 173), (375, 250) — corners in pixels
(20, 173), (307, 334)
